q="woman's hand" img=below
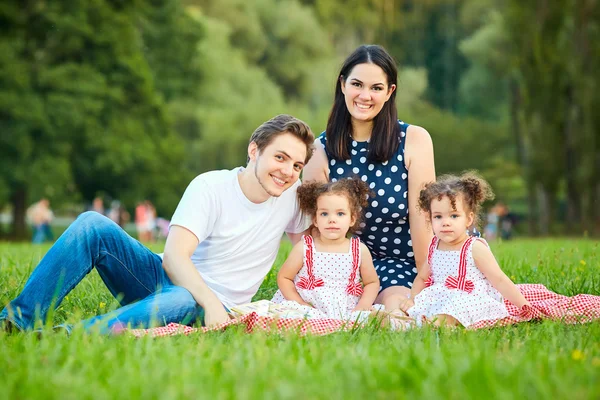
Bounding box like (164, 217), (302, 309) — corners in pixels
(398, 297), (414, 313)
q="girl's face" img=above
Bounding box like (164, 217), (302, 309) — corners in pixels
(341, 63), (396, 125)
(313, 193), (355, 241)
(430, 194), (474, 245)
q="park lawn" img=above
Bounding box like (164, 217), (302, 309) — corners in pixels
(0, 239), (599, 399)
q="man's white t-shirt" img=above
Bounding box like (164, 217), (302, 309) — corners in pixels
(168, 167), (310, 308)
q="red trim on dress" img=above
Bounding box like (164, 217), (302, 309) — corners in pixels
(443, 236), (489, 293)
(424, 236), (438, 287)
(296, 235), (325, 290)
(345, 237), (364, 296)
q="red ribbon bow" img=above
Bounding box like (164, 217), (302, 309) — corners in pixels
(346, 281), (364, 297)
(297, 276), (325, 290)
(444, 276), (475, 293)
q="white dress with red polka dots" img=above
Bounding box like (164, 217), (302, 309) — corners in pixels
(407, 236), (509, 327)
(271, 235), (365, 320)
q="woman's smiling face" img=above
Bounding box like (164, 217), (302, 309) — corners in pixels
(341, 63), (396, 124)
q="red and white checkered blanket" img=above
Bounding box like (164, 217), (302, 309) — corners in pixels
(128, 284), (600, 338)
(468, 283), (600, 329)
(128, 312), (361, 338)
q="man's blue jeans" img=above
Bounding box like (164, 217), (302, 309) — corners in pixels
(0, 212), (204, 333)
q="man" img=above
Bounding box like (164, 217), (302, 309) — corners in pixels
(1, 114), (314, 333)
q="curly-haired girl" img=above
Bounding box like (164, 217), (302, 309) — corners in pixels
(271, 177), (380, 320)
(401, 172), (530, 327)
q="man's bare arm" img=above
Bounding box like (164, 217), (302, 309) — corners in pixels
(162, 225), (230, 327)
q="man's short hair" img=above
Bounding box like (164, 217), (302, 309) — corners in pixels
(248, 114), (315, 164)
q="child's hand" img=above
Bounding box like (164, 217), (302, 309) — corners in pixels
(352, 304), (373, 312)
(398, 298), (414, 313)
(298, 300), (314, 308)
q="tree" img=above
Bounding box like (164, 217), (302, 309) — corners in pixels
(189, 0), (333, 103)
(0, 0), (201, 238)
(504, 0), (600, 235)
(184, 10), (289, 173)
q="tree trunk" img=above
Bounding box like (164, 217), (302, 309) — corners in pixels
(526, 182), (538, 236)
(509, 78), (537, 235)
(594, 148), (600, 236)
(563, 85), (580, 233)
(537, 184), (551, 236)
(595, 182), (600, 236)
(10, 187), (28, 240)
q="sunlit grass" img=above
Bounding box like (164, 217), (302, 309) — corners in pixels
(1, 238), (599, 399)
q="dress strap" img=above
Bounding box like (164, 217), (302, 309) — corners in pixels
(304, 235), (314, 271)
(444, 236), (476, 293)
(424, 236), (439, 287)
(398, 120), (410, 154)
(296, 235), (324, 291)
(346, 237), (364, 297)
(427, 236), (439, 265)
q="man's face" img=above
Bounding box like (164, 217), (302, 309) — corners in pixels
(249, 133), (307, 198)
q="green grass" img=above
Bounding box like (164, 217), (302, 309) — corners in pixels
(1, 239), (599, 399)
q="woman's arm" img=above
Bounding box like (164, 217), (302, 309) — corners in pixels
(354, 243), (380, 311)
(404, 125), (435, 270)
(276, 241), (312, 307)
(472, 240), (530, 308)
(301, 137), (329, 183)
(410, 261), (431, 299)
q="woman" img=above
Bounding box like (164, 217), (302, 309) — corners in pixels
(303, 44), (435, 312)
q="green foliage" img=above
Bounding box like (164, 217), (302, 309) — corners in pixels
(139, 1), (204, 103)
(190, 12), (289, 172)
(1, 0), (596, 237)
(404, 102), (512, 175)
(457, 10), (508, 120)
(397, 67), (429, 111)
(192, 0), (333, 102)
(0, 0), (204, 230)
(503, 1), (600, 234)
(309, 0), (386, 48)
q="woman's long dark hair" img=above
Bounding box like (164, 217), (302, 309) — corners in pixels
(325, 45), (400, 163)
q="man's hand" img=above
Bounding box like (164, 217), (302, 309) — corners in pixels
(204, 303), (232, 328)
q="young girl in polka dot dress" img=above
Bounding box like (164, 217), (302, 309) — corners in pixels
(402, 172), (530, 327)
(271, 178), (380, 320)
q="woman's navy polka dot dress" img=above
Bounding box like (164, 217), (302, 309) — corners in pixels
(318, 121), (417, 292)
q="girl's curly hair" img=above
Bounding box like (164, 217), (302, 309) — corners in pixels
(298, 177), (372, 234)
(417, 171), (494, 228)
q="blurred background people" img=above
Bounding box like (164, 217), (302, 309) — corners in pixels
(91, 197), (105, 215)
(135, 200), (156, 242)
(107, 200), (130, 228)
(27, 198), (54, 244)
(498, 203), (517, 240)
(484, 204), (501, 240)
